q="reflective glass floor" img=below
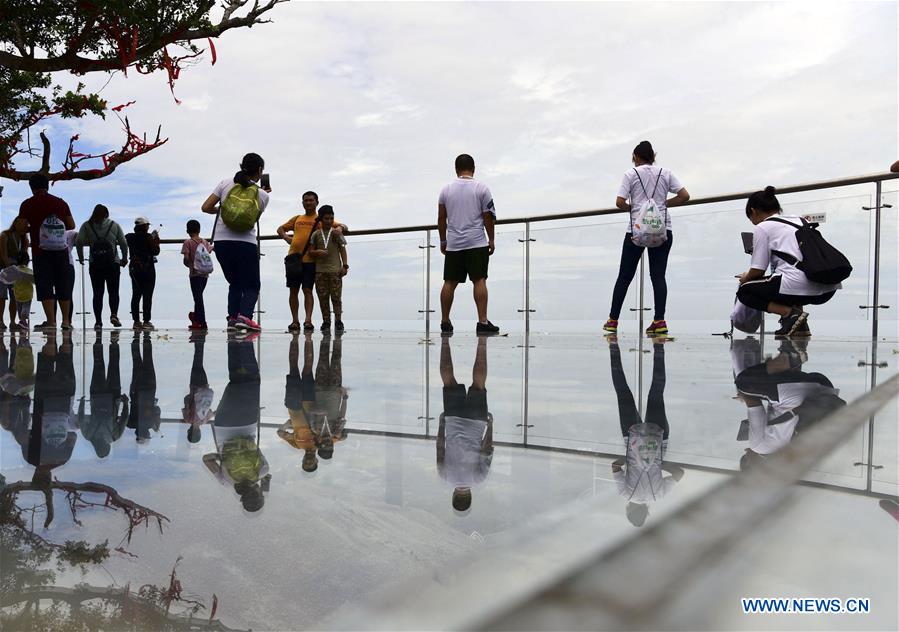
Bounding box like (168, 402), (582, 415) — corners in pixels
(1, 329), (896, 631)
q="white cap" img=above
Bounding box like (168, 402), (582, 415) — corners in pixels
(135, 216), (150, 226)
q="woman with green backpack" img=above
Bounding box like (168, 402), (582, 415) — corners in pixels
(201, 152), (271, 331)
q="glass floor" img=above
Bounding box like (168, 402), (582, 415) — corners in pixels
(1, 329), (896, 631)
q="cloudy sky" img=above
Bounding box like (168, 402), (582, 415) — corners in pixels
(0, 1), (896, 327)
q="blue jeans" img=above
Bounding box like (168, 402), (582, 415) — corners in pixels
(214, 241), (260, 319)
(189, 276), (208, 323)
(609, 231), (673, 321)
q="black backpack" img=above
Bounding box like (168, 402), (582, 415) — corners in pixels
(766, 217), (852, 284)
(89, 222), (115, 269)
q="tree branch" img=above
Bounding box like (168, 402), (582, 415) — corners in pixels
(0, 1), (289, 74)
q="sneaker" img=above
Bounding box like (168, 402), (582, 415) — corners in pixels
(110, 315), (122, 328)
(226, 317), (239, 331)
(335, 320), (345, 334)
(774, 308), (808, 337)
(236, 315), (262, 332)
(779, 339), (809, 369)
(645, 320), (668, 335)
(476, 320), (500, 335)
(440, 321), (454, 335)
(132, 322), (143, 331)
(321, 321), (331, 333)
(603, 319), (618, 334)
(792, 319), (811, 338)
(94, 321), (103, 331)
(142, 321), (155, 331)
(188, 322), (205, 331)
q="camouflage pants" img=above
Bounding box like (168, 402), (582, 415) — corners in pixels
(315, 272), (343, 320)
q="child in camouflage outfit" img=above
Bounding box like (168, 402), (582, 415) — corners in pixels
(309, 205), (349, 334)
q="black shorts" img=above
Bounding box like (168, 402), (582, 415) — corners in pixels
(443, 247), (489, 283)
(443, 384), (489, 421)
(33, 251), (74, 302)
(287, 260), (316, 290)
(284, 372), (315, 409)
(737, 275), (836, 312)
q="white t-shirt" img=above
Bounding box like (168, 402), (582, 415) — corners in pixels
(442, 416), (490, 488)
(747, 381), (835, 455)
(617, 166), (683, 233)
(211, 178), (270, 244)
(750, 215), (841, 296)
(438, 177), (495, 251)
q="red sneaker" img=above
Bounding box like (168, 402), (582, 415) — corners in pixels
(236, 315), (262, 332)
(645, 320), (668, 335)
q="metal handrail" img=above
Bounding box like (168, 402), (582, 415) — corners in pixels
(158, 171), (899, 243)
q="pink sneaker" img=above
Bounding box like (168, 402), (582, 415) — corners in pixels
(236, 315), (262, 331)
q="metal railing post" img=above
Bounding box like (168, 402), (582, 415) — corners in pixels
(516, 223), (536, 445)
(871, 181), (882, 341)
(861, 184), (891, 339)
(418, 230), (435, 342)
(78, 263), (89, 330)
(517, 222), (536, 333)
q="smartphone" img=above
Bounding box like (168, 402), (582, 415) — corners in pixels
(260, 173), (270, 189)
(741, 232), (754, 254)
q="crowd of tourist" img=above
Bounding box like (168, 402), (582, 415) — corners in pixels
(5, 141), (868, 337)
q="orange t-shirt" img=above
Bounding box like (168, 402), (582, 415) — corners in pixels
(279, 214), (341, 263)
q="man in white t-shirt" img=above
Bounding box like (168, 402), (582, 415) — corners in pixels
(737, 187), (840, 336)
(437, 154), (499, 336)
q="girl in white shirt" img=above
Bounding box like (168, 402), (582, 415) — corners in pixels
(604, 141), (690, 336)
(737, 187), (839, 337)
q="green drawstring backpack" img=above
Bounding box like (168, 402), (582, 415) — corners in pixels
(220, 183), (260, 233)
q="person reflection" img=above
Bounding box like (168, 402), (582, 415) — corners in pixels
(279, 334), (319, 472)
(310, 336), (347, 462)
(24, 332), (78, 483)
(204, 333), (270, 512)
(0, 331), (34, 447)
(127, 331), (159, 443)
(733, 338), (845, 469)
(607, 335), (683, 527)
(182, 332), (214, 443)
(78, 331), (128, 458)
(437, 336), (493, 515)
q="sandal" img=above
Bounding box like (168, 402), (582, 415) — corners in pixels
(287, 322), (301, 332)
(303, 322), (315, 333)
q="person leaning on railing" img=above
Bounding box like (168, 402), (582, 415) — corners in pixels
(604, 141), (690, 337)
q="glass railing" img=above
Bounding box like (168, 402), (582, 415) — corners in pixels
(73, 170), (895, 335)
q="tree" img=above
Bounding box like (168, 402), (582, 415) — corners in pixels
(0, 0), (288, 182)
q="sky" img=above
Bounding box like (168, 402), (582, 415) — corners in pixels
(0, 0), (896, 327)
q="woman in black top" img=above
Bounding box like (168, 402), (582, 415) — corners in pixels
(125, 217), (160, 330)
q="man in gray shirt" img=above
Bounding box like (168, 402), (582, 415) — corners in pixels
(437, 154), (499, 335)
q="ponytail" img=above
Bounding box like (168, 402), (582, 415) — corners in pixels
(745, 186), (781, 218)
(633, 140), (656, 165)
(234, 152), (265, 188)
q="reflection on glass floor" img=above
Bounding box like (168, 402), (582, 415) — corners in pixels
(1, 330), (895, 631)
